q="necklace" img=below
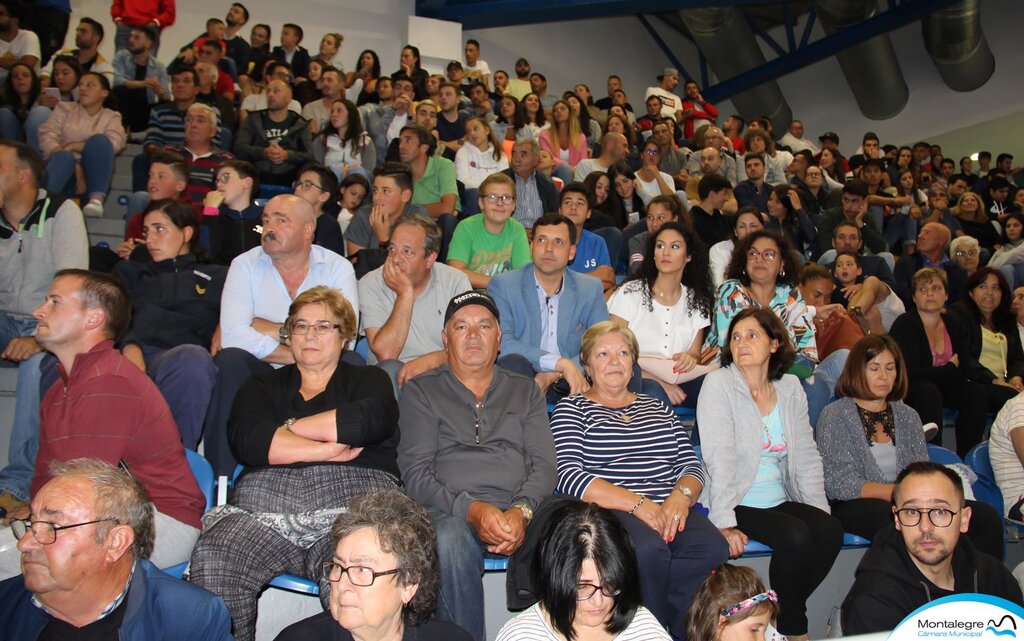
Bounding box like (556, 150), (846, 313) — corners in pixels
(652, 284), (681, 303)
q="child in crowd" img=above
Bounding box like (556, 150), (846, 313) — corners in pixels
(446, 172), (529, 289)
(687, 564), (780, 641)
(122, 150), (191, 254)
(832, 251), (905, 333)
(204, 159), (263, 265)
(455, 116), (508, 215)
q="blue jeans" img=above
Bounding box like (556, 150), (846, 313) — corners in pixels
(144, 344), (218, 451)
(426, 507), (488, 641)
(24, 105), (51, 153)
(0, 312), (55, 501)
(997, 263), (1024, 289)
(800, 349), (849, 429)
(0, 107), (25, 142)
(44, 134), (115, 198)
(551, 164), (573, 184)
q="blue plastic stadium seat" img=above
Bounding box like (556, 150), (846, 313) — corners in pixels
(965, 442), (1005, 515)
(927, 444), (963, 465)
(268, 574), (321, 595)
(186, 449), (216, 512)
(484, 557), (509, 572)
(842, 533), (871, 547)
(742, 539), (773, 556)
(354, 336), (370, 362)
(674, 406), (696, 422)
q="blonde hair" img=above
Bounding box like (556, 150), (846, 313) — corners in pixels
(955, 192), (987, 224)
(479, 172), (515, 199)
(286, 286), (357, 341)
(579, 321), (639, 368)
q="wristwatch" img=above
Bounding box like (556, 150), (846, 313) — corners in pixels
(278, 325), (289, 344)
(512, 502), (533, 523)
(676, 485), (695, 506)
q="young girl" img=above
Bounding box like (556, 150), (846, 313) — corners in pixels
(455, 116), (508, 191)
(315, 98), (375, 175)
(832, 251), (905, 334)
(687, 564), (779, 641)
(336, 173), (369, 236)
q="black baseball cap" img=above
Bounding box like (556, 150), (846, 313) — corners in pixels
(444, 291), (500, 325)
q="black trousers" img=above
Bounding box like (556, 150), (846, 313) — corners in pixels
(831, 497), (1004, 560)
(112, 85), (152, 133)
(734, 501), (843, 636)
(23, 5), (68, 67)
(905, 378), (995, 457)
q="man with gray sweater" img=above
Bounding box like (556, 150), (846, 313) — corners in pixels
(0, 141), (88, 514)
(398, 291), (555, 641)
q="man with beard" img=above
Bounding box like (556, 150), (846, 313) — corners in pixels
(841, 462), (1023, 634)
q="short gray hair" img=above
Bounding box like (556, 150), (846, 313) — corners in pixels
(512, 137), (540, 156)
(48, 458), (155, 559)
(331, 491), (439, 626)
(392, 214), (441, 256)
(187, 101), (219, 128)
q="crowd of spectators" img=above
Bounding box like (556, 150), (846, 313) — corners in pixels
(1, 1), (1024, 639)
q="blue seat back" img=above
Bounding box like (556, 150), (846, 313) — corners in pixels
(186, 449), (215, 512)
(965, 442), (1005, 515)
(927, 444), (963, 465)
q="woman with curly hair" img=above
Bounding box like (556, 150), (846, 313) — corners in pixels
(610, 221), (715, 408)
(276, 490), (473, 641)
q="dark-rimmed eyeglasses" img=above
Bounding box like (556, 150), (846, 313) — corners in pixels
(482, 194), (515, 205)
(894, 507), (960, 528)
(11, 518), (117, 545)
(747, 248), (778, 262)
(322, 561), (399, 586)
(293, 180), (325, 192)
(576, 582), (621, 601)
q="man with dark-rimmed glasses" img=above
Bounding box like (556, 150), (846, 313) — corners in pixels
(0, 458), (231, 639)
(841, 461), (1022, 634)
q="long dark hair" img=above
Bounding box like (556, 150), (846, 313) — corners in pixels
(402, 45), (422, 72)
(2, 62), (40, 111)
(496, 94), (526, 129)
(321, 98), (364, 147)
(632, 221), (714, 317)
(356, 49), (381, 79)
(720, 308), (797, 380)
(523, 92), (547, 128)
(962, 266), (1014, 331)
(142, 198), (208, 262)
(999, 211), (1024, 245)
(533, 501), (643, 641)
(50, 54), (83, 95)
(724, 229), (802, 288)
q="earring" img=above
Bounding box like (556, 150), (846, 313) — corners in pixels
(780, 267), (786, 277)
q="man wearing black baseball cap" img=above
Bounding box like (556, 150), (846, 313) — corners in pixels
(398, 290), (554, 641)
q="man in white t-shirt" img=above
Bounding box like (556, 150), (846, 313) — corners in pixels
(645, 67), (683, 123)
(463, 39), (490, 89)
(0, 0), (40, 82)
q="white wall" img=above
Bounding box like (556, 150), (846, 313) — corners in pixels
(467, 0), (1024, 162)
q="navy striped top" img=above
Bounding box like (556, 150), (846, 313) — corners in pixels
(550, 394), (705, 502)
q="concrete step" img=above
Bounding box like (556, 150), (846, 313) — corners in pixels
(86, 216), (124, 248)
(114, 153), (135, 176)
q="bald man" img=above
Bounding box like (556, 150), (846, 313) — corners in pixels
(573, 132), (628, 181)
(203, 194), (359, 475)
(234, 79), (314, 185)
(893, 222), (966, 309)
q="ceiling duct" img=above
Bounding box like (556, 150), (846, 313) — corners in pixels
(813, 0), (908, 119)
(679, 7), (793, 130)
(922, 0), (994, 92)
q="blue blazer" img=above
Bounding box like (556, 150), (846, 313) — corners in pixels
(488, 265), (610, 370)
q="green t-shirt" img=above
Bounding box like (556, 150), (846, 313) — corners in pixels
(447, 214), (530, 279)
(412, 156), (461, 212)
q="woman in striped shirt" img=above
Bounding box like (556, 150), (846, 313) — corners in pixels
(550, 321), (729, 640)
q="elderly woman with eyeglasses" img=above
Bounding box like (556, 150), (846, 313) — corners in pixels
(275, 491), (473, 641)
(190, 286), (400, 641)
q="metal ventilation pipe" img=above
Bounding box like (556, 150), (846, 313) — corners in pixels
(813, 0), (908, 120)
(678, 7), (792, 131)
(922, 0), (994, 92)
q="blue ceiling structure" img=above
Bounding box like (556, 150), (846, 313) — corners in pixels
(415, 0), (964, 103)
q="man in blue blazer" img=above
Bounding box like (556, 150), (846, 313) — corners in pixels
(489, 213), (634, 402)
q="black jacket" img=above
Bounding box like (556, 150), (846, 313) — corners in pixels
(889, 310), (974, 388)
(205, 202), (264, 265)
(842, 526), (1022, 635)
(113, 253), (227, 350)
(500, 168), (560, 218)
(945, 301), (1024, 382)
(271, 45), (310, 80)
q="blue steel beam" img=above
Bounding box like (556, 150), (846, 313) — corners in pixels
(782, 0), (796, 52)
(635, 15), (692, 81)
(799, 7), (816, 49)
(746, 16), (787, 58)
(421, 0), (780, 31)
(701, 0), (961, 103)
(653, 13), (695, 44)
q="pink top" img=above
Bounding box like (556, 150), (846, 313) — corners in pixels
(538, 128), (589, 169)
(932, 324), (954, 367)
(37, 102), (127, 160)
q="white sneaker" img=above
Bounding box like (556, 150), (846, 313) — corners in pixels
(923, 422), (939, 440)
(82, 199), (104, 218)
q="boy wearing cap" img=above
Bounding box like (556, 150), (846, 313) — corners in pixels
(645, 67), (684, 123)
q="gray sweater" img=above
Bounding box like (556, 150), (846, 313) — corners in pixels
(696, 365), (829, 528)
(0, 190), (88, 319)
(397, 365), (556, 520)
(815, 397), (927, 501)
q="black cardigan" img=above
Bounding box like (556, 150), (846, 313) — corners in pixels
(889, 309), (974, 387)
(228, 360), (399, 477)
(945, 301), (1024, 383)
